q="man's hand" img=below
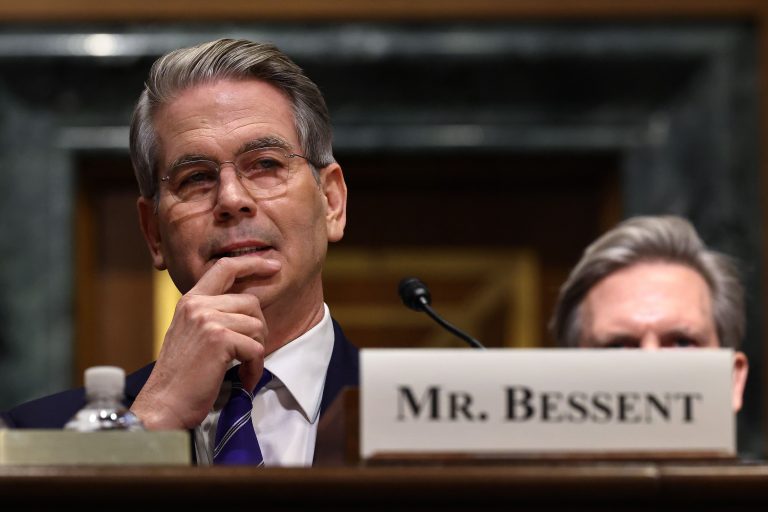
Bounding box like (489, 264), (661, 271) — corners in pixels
(130, 256), (281, 430)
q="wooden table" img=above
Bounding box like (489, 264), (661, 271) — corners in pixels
(3, 461), (768, 510)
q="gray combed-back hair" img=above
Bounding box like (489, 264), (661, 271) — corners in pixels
(549, 215), (745, 349)
(129, 38), (335, 199)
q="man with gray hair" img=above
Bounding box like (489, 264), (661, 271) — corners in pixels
(1, 38), (358, 465)
(550, 215), (748, 411)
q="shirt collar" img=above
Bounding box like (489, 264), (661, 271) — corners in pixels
(263, 303), (334, 423)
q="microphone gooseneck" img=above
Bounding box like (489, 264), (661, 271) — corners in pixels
(398, 277), (486, 350)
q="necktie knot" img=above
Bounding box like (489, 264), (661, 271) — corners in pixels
(213, 367), (273, 465)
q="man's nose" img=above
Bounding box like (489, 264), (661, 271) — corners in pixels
(212, 166), (257, 221)
(639, 333), (661, 350)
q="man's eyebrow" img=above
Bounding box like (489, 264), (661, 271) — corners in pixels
(166, 154), (214, 172)
(236, 136), (293, 155)
(661, 328), (704, 342)
(163, 136), (295, 173)
(588, 333), (639, 347)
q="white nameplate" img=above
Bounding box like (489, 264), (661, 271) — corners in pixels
(360, 349), (735, 459)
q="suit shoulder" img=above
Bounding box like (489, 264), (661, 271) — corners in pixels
(3, 387), (86, 429)
(2, 362), (154, 429)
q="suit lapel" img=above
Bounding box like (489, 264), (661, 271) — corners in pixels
(319, 319), (360, 416)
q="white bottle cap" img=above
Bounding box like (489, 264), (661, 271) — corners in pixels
(84, 366), (125, 399)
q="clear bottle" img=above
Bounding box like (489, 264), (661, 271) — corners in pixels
(64, 366), (144, 431)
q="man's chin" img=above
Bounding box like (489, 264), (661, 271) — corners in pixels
(231, 275), (275, 297)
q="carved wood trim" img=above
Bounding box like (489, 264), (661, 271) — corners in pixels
(324, 248), (540, 348)
(0, 0), (766, 22)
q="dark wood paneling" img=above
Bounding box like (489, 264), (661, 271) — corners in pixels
(75, 156), (153, 385)
(336, 152), (620, 347)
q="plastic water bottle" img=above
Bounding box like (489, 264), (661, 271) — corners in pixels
(65, 366), (144, 431)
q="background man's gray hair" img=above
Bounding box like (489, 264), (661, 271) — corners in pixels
(129, 38), (335, 199)
(549, 215), (745, 349)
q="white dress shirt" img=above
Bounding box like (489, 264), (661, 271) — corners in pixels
(194, 304), (335, 466)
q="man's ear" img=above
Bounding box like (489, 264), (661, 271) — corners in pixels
(731, 350), (749, 412)
(137, 196), (167, 270)
(320, 163), (347, 243)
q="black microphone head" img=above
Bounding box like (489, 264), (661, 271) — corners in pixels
(398, 277), (432, 311)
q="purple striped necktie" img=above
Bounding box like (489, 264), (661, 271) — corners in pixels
(213, 367), (273, 466)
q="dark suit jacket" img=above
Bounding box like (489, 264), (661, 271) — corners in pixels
(0, 319), (359, 458)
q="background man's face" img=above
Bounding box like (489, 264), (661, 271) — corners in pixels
(579, 261), (719, 349)
(577, 260), (748, 412)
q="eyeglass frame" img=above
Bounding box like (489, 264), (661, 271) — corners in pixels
(157, 145), (317, 204)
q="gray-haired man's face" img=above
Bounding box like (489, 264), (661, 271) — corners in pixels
(136, 78), (347, 350)
(577, 260), (748, 412)
(579, 261), (718, 350)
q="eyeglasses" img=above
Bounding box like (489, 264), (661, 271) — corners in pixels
(159, 146), (312, 203)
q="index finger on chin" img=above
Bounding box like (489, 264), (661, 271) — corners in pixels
(188, 256), (281, 296)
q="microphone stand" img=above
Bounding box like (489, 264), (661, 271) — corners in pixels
(421, 301), (486, 349)
(399, 277), (486, 350)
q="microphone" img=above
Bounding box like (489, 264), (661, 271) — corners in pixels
(398, 277), (486, 349)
